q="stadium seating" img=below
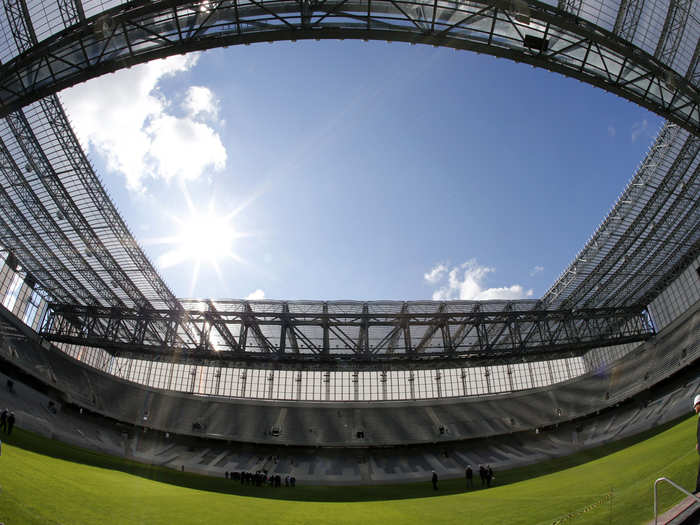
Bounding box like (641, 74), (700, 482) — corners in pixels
(0, 358), (697, 484)
(0, 301), (696, 484)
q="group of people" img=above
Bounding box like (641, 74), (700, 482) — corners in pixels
(465, 464), (494, 488)
(226, 471), (296, 488)
(430, 393), (700, 495)
(431, 464), (495, 491)
(0, 408), (15, 435)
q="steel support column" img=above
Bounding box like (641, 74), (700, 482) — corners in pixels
(613, 0), (645, 42)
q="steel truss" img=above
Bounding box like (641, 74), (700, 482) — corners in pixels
(544, 122), (700, 310)
(40, 300), (654, 365)
(0, 0), (693, 373)
(0, 0), (204, 346)
(613, 0), (645, 42)
(0, 0), (189, 312)
(558, 0), (582, 17)
(0, 0), (698, 134)
(0, 106), (199, 346)
(655, 0), (692, 66)
(0, 0), (201, 343)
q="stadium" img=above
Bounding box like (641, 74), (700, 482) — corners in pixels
(0, 0), (698, 523)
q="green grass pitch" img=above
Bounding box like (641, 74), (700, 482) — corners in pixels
(0, 416), (697, 524)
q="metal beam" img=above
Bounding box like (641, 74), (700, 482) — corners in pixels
(557, 0), (582, 17)
(37, 96), (183, 311)
(544, 122), (699, 310)
(40, 302), (655, 365)
(2, 0), (36, 53)
(654, 0), (691, 66)
(0, 0), (186, 317)
(57, 0), (85, 26)
(613, 0), (645, 42)
(206, 299), (241, 352)
(0, 193), (84, 304)
(0, 0), (698, 134)
(686, 38), (700, 88)
(5, 109), (155, 310)
(0, 133), (118, 304)
(636, 237), (700, 310)
(600, 167), (700, 307)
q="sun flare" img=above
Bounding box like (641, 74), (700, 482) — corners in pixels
(176, 207), (237, 266)
(148, 191), (251, 294)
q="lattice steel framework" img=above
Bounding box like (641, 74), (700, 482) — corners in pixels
(613, 0), (645, 42)
(543, 122), (700, 310)
(0, 0), (202, 346)
(40, 299), (653, 366)
(0, 0), (699, 134)
(0, 0), (194, 312)
(0, 0), (695, 366)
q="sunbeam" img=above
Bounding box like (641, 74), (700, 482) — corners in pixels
(146, 185), (253, 293)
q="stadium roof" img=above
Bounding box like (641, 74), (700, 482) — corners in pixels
(0, 0), (697, 363)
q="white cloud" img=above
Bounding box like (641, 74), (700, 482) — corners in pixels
(473, 285), (533, 300)
(183, 86), (219, 120)
(423, 263), (448, 284)
(530, 265), (544, 276)
(245, 289), (265, 300)
(631, 119), (648, 142)
(60, 54), (227, 191)
(146, 114), (226, 182)
(428, 259), (533, 301)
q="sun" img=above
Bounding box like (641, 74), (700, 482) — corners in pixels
(176, 205), (237, 266)
(148, 191), (250, 294)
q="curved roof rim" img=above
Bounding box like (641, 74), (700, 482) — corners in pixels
(0, 0), (698, 133)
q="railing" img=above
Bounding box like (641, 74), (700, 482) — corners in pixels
(653, 477), (700, 525)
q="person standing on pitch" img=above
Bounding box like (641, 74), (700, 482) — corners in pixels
(465, 465), (473, 488)
(431, 470), (438, 491)
(695, 394), (700, 494)
(6, 412), (14, 435)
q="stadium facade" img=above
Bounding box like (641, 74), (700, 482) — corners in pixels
(0, 0), (697, 457)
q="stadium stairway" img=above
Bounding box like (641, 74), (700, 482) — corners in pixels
(649, 495), (700, 525)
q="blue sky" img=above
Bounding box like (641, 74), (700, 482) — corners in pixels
(60, 41), (662, 302)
